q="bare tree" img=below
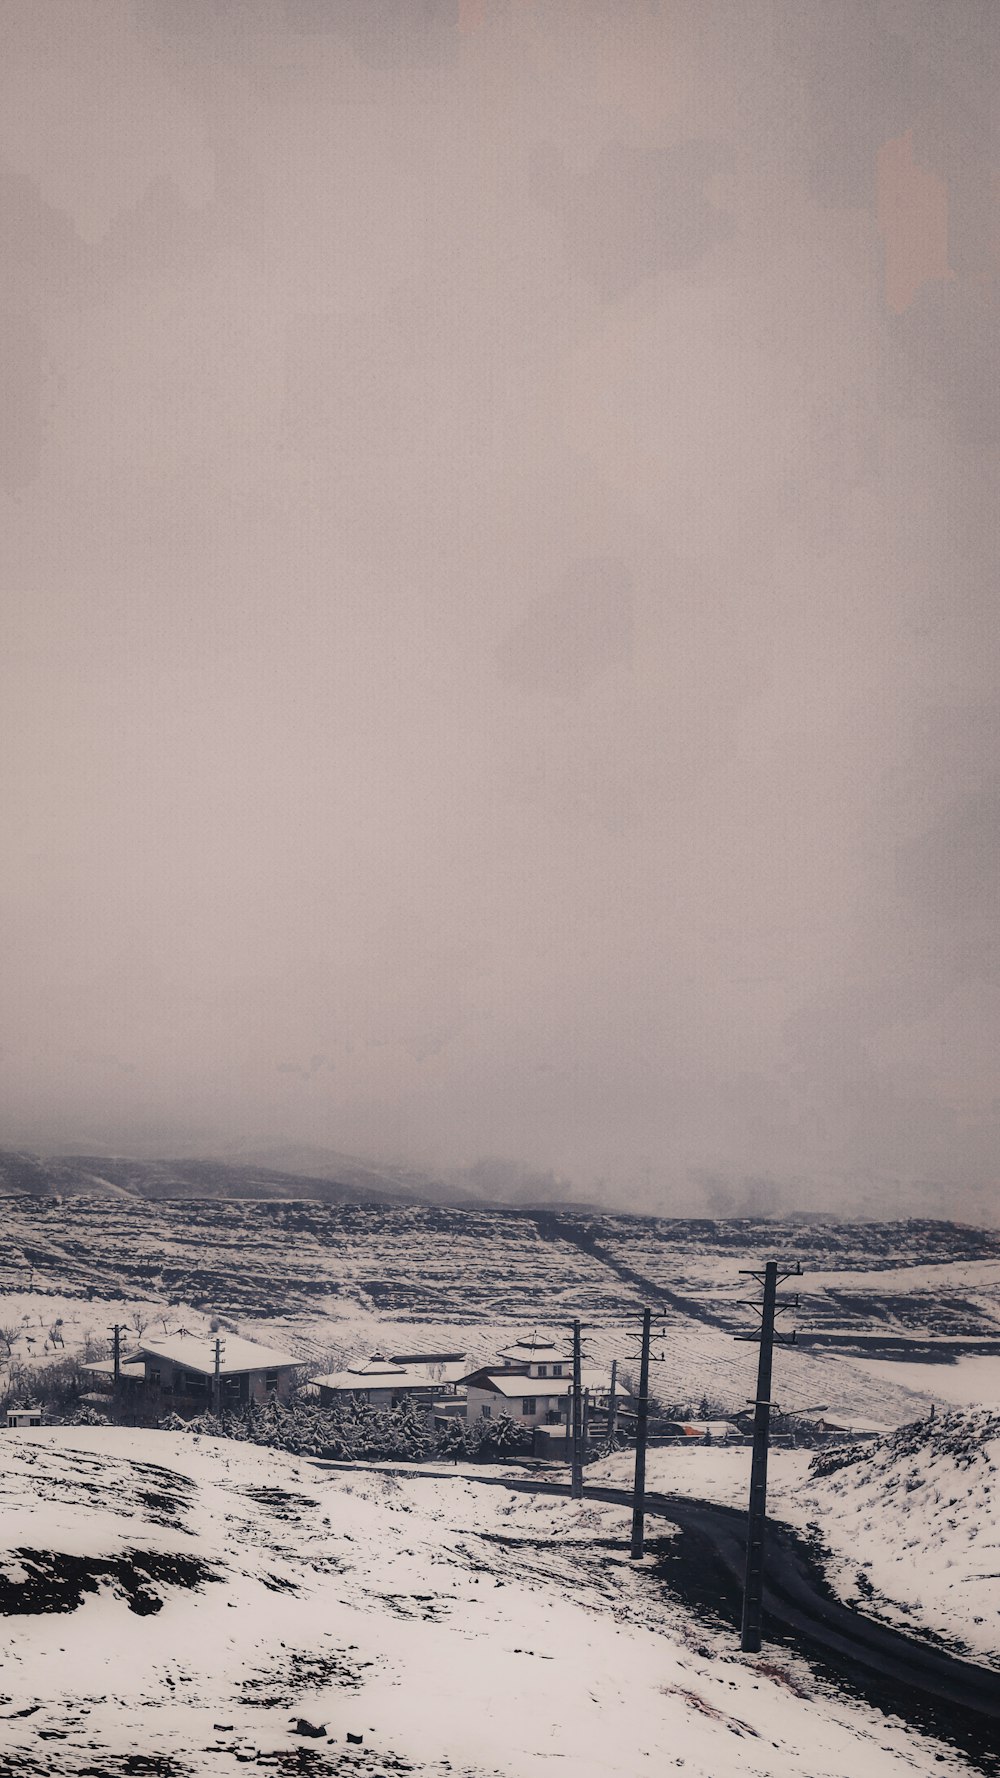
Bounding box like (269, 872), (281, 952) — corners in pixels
(130, 1308), (151, 1339)
(0, 1325), (21, 1358)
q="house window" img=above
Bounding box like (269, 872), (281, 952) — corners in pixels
(552, 1364), (563, 1377)
(522, 1397), (536, 1416)
(264, 1370), (279, 1395)
(537, 1365), (548, 1377)
(481, 1404), (491, 1419)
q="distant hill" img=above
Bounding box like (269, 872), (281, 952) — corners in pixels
(0, 1147), (412, 1206)
(0, 1145), (594, 1212)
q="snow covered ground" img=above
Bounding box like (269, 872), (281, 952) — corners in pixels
(0, 1426), (980, 1778)
(2, 1289), (950, 1433)
(593, 1410), (1000, 1671)
(840, 1354), (1000, 1409)
(799, 1411), (1000, 1670)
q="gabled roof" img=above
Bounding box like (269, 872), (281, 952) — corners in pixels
(461, 1366), (609, 1399)
(313, 1351), (469, 1392)
(313, 1367), (415, 1391)
(138, 1333), (299, 1378)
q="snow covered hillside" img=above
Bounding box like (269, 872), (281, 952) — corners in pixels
(0, 1427), (978, 1778)
(799, 1410), (1000, 1669)
(593, 1411), (1000, 1672)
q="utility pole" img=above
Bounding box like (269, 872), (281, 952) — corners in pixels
(630, 1306), (651, 1559)
(570, 1320), (584, 1499)
(582, 1386), (591, 1464)
(213, 1336), (224, 1418)
(108, 1324), (123, 1384)
(736, 1260), (802, 1652)
(607, 1358), (618, 1449)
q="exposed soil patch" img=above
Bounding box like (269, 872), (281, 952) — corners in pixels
(240, 1645), (376, 1707)
(239, 1486), (319, 1521)
(0, 1548), (219, 1616)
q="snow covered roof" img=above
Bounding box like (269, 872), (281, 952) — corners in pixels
(137, 1333), (299, 1378)
(496, 1337), (569, 1364)
(314, 1368), (415, 1391)
(816, 1416), (894, 1434)
(82, 1355), (146, 1376)
(465, 1368), (609, 1399)
(314, 1352), (469, 1391)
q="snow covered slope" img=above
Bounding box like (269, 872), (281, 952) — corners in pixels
(0, 1427), (976, 1777)
(799, 1409), (1000, 1670)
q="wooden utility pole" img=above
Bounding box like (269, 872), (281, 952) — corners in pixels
(108, 1324), (123, 1384)
(570, 1320), (584, 1498)
(629, 1306), (651, 1559)
(607, 1358), (618, 1448)
(736, 1260), (801, 1652)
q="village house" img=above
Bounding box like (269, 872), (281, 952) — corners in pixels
(460, 1335), (612, 1435)
(5, 1405), (43, 1430)
(86, 1331), (299, 1412)
(312, 1349), (467, 1412)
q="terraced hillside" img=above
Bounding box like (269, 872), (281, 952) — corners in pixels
(4, 1199), (1000, 1425)
(1, 1197), (647, 1323)
(572, 1215), (1000, 1341)
(6, 1199), (1000, 1330)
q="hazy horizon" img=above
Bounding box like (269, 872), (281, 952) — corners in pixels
(2, 2), (998, 1224)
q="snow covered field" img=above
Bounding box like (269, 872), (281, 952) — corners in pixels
(0, 1426), (982, 1778)
(1, 1287), (952, 1431)
(841, 1354), (1000, 1409)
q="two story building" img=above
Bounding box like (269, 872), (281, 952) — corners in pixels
(460, 1334), (611, 1434)
(124, 1331), (300, 1411)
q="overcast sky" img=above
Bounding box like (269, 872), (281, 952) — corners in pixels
(2, 1), (998, 1219)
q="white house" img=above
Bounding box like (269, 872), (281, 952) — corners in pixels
(312, 1349), (467, 1411)
(5, 1405), (43, 1430)
(460, 1335), (611, 1433)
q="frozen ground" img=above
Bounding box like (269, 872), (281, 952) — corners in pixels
(5, 1198), (999, 1429)
(0, 1426), (982, 1778)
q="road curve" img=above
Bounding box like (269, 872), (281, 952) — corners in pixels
(504, 1475), (1000, 1768)
(311, 1458), (1000, 1765)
